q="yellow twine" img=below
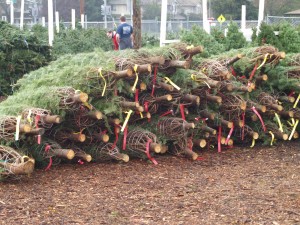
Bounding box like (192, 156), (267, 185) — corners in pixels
(269, 131), (275, 146)
(250, 138), (255, 148)
(27, 109), (32, 125)
(293, 94), (300, 108)
(191, 74), (211, 89)
(121, 110), (133, 132)
(164, 77), (180, 90)
(73, 128), (85, 135)
(83, 102), (93, 110)
(139, 112), (144, 118)
(186, 45), (194, 50)
(98, 68), (107, 96)
(274, 113), (283, 132)
(257, 53), (269, 70)
(287, 120), (294, 127)
(15, 115), (22, 141)
(289, 119), (299, 141)
(132, 64), (139, 91)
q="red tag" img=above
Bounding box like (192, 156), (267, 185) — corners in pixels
(151, 65), (158, 97)
(241, 111), (245, 141)
(159, 110), (173, 117)
(135, 89), (139, 103)
(249, 63), (258, 80)
(44, 145), (52, 171)
(252, 106), (266, 132)
(225, 124), (234, 145)
(122, 126), (128, 150)
(112, 125), (119, 149)
(230, 66), (236, 77)
(218, 126), (222, 153)
(179, 104), (186, 121)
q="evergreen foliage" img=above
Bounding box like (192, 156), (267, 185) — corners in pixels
(225, 22), (247, 50)
(180, 25), (225, 57)
(211, 27), (226, 45)
(276, 23), (300, 53)
(256, 22), (282, 48)
(0, 21), (51, 96)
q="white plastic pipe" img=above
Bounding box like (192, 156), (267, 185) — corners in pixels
(48, 0), (54, 46)
(258, 0), (265, 30)
(42, 17), (46, 27)
(72, 9), (75, 30)
(55, 11), (59, 33)
(241, 5), (246, 31)
(160, 0), (167, 46)
(20, 0), (24, 30)
(81, 14), (84, 29)
(10, 1), (14, 25)
(202, 0), (210, 33)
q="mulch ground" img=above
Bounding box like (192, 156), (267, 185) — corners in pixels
(1, 142), (300, 225)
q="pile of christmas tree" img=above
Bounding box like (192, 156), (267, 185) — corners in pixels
(0, 43), (299, 179)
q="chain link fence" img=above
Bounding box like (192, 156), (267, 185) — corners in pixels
(266, 16), (300, 26)
(61, 20), (259, 36)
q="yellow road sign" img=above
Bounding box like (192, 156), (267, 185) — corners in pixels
(217, 14), (226, 23)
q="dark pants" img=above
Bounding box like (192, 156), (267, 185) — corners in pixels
(119, 37), (133, 50)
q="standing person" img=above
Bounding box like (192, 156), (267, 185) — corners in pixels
(116, 16), (133, 50)
(106, 30), (119, 50)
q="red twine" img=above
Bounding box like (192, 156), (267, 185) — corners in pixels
(159, 110), (173, 117)
(225, 124), (234, 145)
(251, 106), (266, 132)
(112, 125), (119, 149)
(122, 126), (128, 150)
(135, 89), (139, 103)
(230, 66), (237, 77)
(35, 115), (41, 144)
(44, 145), (52, 171)
(179, 104), (186, 121)
(145, 139), (158, 165)
(151, 65), (158, 97)
(241, 111), (245, 141)
(218, 126), (222, 153)
(249, 63), (258, 80)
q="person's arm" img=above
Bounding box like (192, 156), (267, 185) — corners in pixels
(116, 25), (121, 43)
(116, 33), (120, 43)
(130, 26), (134, 43)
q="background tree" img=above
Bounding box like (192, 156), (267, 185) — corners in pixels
(0, 0), (10, 19)
(85, 0), (103, 21)
(253, 0), (300, 16)
(211, 0), (258, 20)
(142, 3), (161, 20)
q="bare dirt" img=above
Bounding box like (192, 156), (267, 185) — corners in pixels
(1, 143), (300, 225)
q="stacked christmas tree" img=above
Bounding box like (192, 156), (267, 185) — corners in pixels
(0, 43), (299, 179)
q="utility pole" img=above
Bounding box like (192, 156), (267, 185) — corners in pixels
(80, 0), (85, 15)
(132, 0), (141, 49)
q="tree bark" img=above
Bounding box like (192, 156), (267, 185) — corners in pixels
(133, 0), (141, 49)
